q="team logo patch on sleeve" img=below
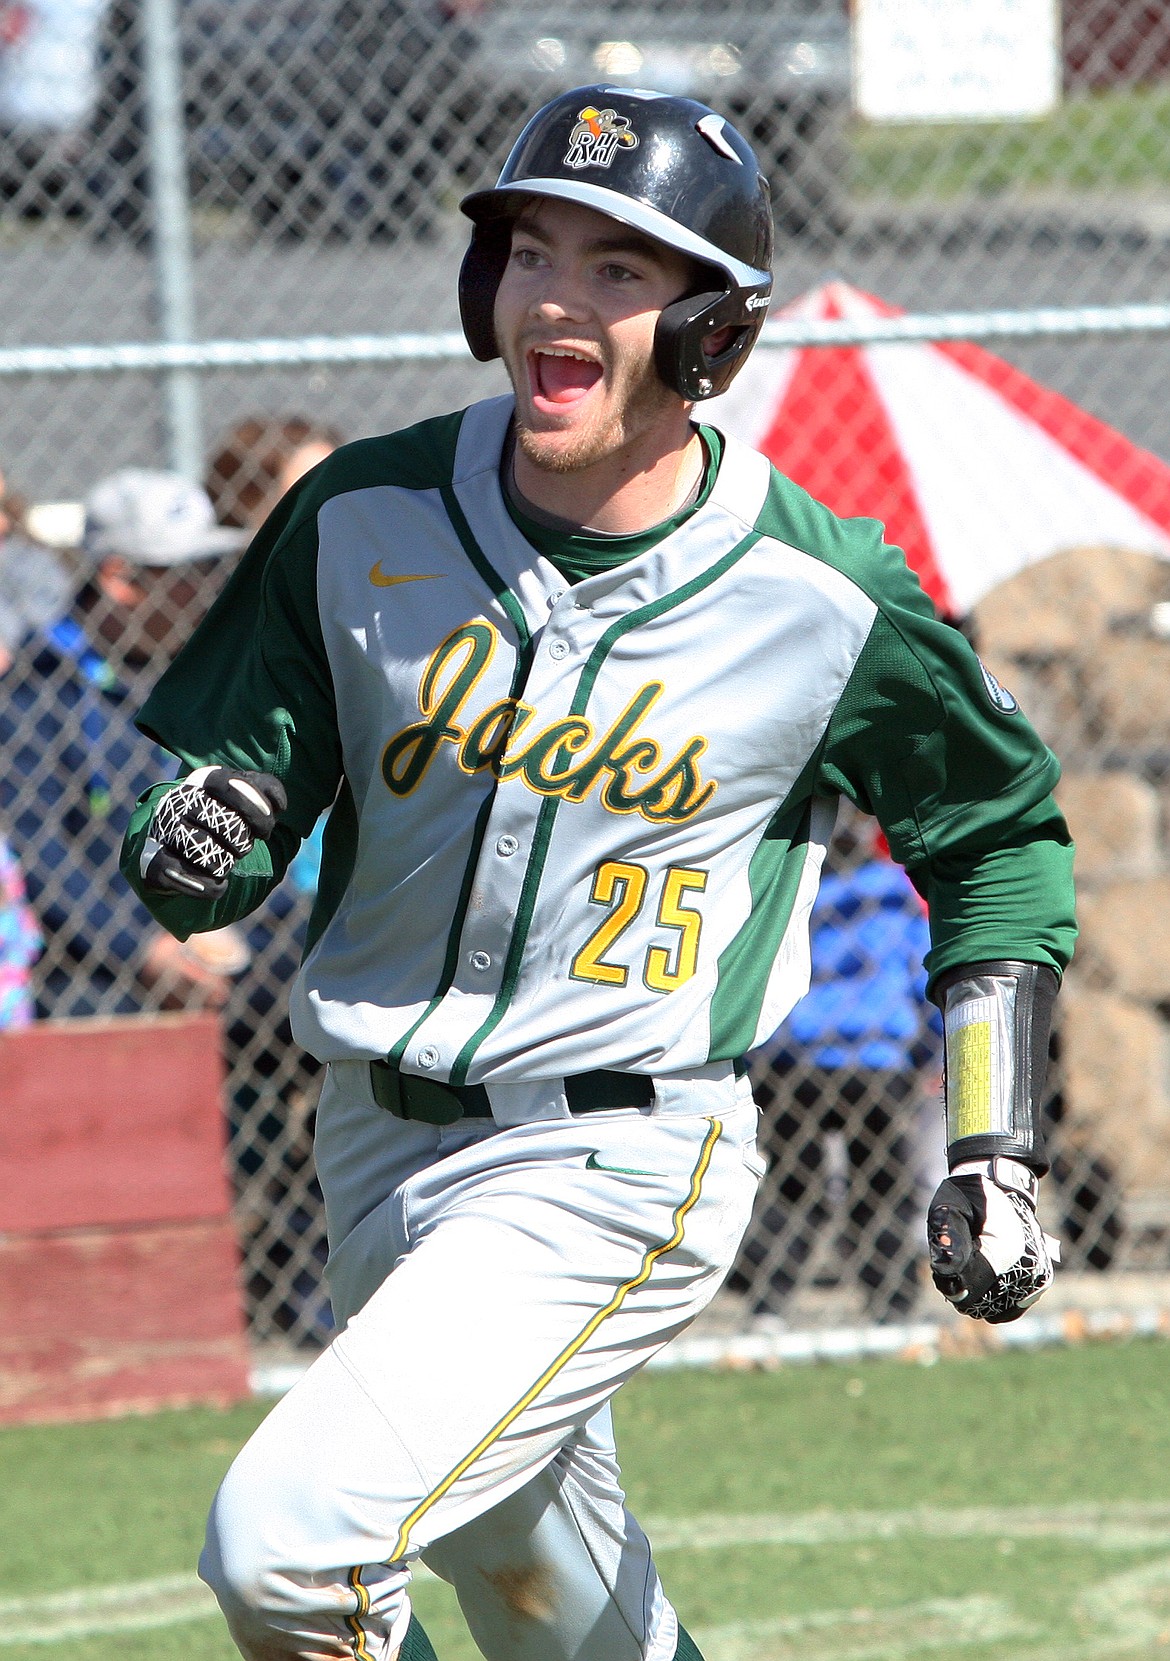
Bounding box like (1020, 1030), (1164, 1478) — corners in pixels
(564, 107), (638, 169)
(978, 659), (1019, 713)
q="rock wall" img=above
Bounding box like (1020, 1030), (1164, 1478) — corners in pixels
(973, 547), (1170, 1226)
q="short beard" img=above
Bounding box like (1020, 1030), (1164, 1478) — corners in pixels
(513, 353), (677, 475)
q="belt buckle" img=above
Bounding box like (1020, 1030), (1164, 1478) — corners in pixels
(369, 1061), (466, 1125)
(402, 1075), (467, 1126)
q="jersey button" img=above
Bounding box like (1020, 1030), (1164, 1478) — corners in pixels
(548, 639), (569, 660)
(495, 835), (518, 857)
(469, 950), (492, 972)
(547, 589), (564, 609)
(417, 1047), (439, 1069)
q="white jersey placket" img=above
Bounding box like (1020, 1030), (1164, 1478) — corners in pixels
(401, 592), (599, 1083)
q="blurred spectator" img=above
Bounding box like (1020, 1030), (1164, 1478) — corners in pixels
(205, 416), (343, 909)
(174, 431), (342, 1338)
(0, 465), (331, 1340)
(0, 468), (247, 1016)
(0, 466), (72, 675)
(206, 429), (344, 1337)
(737, 818), (943, 1325)
(0, 833), (41, 1029)
(204, 415), (343, 531)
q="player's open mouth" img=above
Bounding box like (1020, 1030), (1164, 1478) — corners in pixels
(528, 346), (603, 415)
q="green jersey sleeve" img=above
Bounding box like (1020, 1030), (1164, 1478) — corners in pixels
(120, 479), (342, 939)
(814, 521), (1076, 992)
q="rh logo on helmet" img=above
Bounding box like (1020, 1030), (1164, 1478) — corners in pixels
(564, 106), (638, 170)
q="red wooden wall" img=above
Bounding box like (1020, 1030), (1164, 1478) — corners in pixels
(0, 1014), (250, 1423)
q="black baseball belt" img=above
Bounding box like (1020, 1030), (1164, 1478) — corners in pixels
(369, 1060), (654, 1125)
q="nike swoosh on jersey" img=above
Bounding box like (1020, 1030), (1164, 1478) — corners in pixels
(585, 1151), (657, 1177)
(369, 564), (441, 587)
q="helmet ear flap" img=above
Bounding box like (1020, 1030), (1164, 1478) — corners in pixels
(654, 287), (767, 401)
(458, 219), (514, 362)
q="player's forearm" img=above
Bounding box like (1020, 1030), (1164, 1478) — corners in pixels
(933, 959), (1057, 1174)
(926, 959), (1062, 1320)
(912, 799), (1076, 998)
(918, 816), (1071, 1318)
(120, 782), (290, 938)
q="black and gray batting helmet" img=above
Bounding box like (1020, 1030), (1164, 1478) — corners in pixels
(459, 86), (774, 401)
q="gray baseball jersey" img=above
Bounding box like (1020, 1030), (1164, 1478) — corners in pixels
(125, 395), (1076, 1081)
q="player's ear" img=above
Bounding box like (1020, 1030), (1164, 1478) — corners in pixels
(701, 325), (736, 358)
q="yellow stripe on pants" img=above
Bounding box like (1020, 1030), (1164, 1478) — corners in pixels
(384, 1114), (724, 1565)
(345, 1565), (376, 1660)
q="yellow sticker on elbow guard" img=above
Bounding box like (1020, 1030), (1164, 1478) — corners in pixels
(949, 1019), (994, 1139)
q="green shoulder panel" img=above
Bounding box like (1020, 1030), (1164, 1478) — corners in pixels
(139, 408), (469, 782)
(137, 409), (468, 800)
(753, 467), (905, 598)
(125, 409), (468, 937)
(708, 796), (816, 1059)
(753, 464), (1076, 984)
(296, 410), (467, 506)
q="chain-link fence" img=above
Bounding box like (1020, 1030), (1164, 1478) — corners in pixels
(2, 0), (1170, 1347)
(10, 0), (1170, 493)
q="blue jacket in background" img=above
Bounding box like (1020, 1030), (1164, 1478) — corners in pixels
(0, 615), (173, 1014)
(768, 858), (943, 1072)
(0, 613), (310, 1024)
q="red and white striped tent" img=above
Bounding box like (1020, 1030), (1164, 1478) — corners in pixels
(707, 279), (1170, 614)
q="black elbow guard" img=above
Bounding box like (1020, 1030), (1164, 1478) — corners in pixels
(932, 960), (1059, 1176)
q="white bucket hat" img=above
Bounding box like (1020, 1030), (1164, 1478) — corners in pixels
(83, 469), (248, 567)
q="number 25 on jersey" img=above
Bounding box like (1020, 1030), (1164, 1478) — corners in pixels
(570, 861), (708, 993)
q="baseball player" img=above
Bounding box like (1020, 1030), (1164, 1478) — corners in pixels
(121, 86), (1076, 1661)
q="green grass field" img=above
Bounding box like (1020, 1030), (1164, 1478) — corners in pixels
(850, 85), (1170, 201)
(3, 1340), (1170, 1660)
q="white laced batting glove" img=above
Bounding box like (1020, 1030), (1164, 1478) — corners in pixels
(926, 1157), (1061, 1325)
(140, 766), (287, 901)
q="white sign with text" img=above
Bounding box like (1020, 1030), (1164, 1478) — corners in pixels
(854, 0), (1061, 123)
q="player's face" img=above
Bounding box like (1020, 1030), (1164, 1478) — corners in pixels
(494, 198), (695, 475)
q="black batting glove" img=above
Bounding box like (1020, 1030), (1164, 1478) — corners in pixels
(927, 1157), (1060, 1325)
(140, 766), (288, 900)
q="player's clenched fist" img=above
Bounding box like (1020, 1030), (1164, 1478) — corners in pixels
(927, 1157), (1060, 1324)
(140, 765), (287, 900)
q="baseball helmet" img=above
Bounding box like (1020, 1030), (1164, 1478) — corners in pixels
(459, 86), (774, 400)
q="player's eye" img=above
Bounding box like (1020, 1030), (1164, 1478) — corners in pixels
(513, 246), (546, 269)
(599, 261), (639, 282)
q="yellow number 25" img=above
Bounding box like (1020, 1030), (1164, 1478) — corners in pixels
(570, 861), (708, 994)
